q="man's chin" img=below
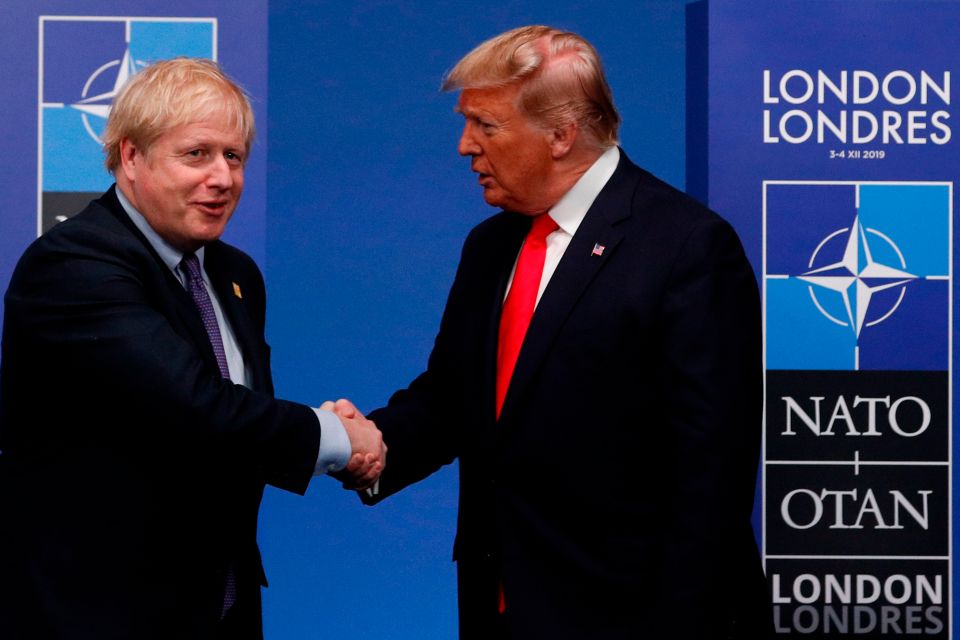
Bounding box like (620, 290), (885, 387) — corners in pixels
(180, 226), (228, 250)
(481, 190), (507, 209)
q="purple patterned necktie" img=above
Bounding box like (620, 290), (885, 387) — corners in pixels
(179, 252), (236, 616)
(180, 252), (230, 379)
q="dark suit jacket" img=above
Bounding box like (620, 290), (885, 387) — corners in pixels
(367, 152), (772, 639)
(0, 187), (321, 639)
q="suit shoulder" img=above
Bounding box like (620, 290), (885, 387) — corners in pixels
(609, 163), (740, 260)
(613, 161), (749, 273)
(628, 164), (724, 228)
(31, 195), (132, 247)
(11, 197), (144, 282)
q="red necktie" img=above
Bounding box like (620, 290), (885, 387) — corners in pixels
(495, 214), (557, 614)
(496, 213), (558, 419)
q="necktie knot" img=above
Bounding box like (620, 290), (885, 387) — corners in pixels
(180, 252), (231, 380)
(181, 252), (203, 282)
(529, 213), (559, 242)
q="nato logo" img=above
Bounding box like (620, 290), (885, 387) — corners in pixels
(38, 16), (216, 234)
(764, 181), (951, 371)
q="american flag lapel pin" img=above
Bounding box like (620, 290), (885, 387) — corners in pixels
(591, 243), (606, 257)
(232, 282), (243, 299)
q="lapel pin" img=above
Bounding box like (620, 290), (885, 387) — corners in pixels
(232, 282), (243, 299)
(591, 243), (606, 257)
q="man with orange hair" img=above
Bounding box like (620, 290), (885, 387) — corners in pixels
(343, 26), (771, 638)
(0, 58), (383, 638)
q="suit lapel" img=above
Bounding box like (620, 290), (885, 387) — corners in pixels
(100, 187), (223, 373)
(204, 246), (269, 392)
(496, 154), (638, 425)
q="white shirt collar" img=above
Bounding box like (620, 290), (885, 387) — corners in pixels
(115, 185), (206, 274)
(548, 146), (620, 236)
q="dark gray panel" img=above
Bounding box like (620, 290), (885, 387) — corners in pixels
(41, 192), (101, 234)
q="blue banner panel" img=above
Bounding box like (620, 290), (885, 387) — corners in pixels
(39, 17), (217, 229)
(705, 1), (958, 636)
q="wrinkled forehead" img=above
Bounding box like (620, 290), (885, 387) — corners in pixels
(455, 83), (523, 118)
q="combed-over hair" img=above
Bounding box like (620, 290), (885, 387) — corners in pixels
(442, 25), (620, 148)
(102, 57), (255, 173)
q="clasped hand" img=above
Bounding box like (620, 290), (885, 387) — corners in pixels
(320, 398), (386, 491)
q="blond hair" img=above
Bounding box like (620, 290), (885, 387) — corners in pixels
(442, 25), (620, 148)
(102, 58), (255, 173)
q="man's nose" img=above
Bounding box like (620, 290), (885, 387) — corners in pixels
(206, 155), (234, 188)
(457, 124), (480, 157)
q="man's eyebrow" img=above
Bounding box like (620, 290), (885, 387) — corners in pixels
(455, 106), (488, 119)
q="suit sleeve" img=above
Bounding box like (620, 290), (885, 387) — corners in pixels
(653, 216), (763, 633)
(1, 224), (320, 494)
(363, 227), (489, 503)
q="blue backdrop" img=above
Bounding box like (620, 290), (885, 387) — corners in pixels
(263, 3), (692, 638)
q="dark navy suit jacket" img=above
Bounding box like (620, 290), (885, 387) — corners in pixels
(367, 152), (772, 639)
(0, 186), (321, 639)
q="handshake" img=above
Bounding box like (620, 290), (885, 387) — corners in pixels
(320, 398), (386, 492)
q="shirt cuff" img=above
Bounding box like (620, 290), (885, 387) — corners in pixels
(312, 408), (351, 475)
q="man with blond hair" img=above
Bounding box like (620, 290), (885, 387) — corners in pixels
(340, 26), (771, 638)
(0, 58), (383, 638)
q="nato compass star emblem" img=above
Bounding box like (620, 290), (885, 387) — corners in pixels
(71, 46), (145, 144)
(799, 215), (916, 338)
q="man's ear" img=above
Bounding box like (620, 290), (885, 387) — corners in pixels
(118, 138), (141, 183)
(547, 122), (578, 159)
